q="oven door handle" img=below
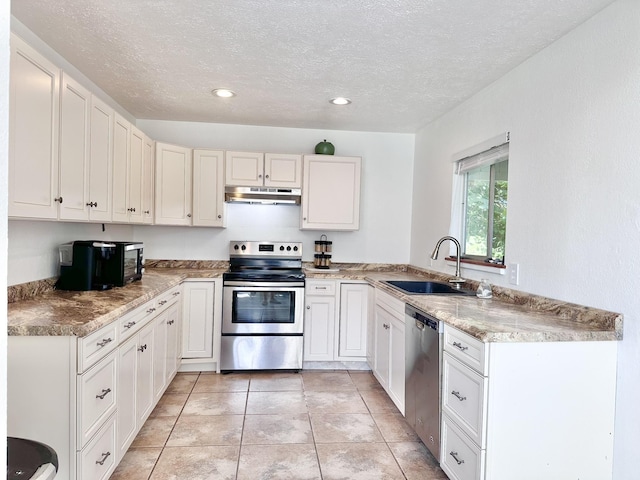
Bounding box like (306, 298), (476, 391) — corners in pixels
(223, 281), (305, 288)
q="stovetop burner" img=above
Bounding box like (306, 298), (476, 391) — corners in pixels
(225, 241), (304, 283)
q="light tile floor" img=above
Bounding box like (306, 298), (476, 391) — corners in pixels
(109, 370), (448, 480)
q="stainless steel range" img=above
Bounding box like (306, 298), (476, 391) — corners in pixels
(221, 241), (305, 371)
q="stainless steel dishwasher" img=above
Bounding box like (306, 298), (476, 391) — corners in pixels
(405, 304), (442, 460)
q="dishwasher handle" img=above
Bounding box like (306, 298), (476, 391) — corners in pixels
(405, 304), (439, 331)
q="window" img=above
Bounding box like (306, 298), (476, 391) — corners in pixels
(456, 142), (509, 264)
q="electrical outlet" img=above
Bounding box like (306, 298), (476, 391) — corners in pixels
(509, 263), (520, 285)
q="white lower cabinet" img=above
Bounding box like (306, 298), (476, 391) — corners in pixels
(182, 280), (215, 358)
(303, 280), (369, 363)
(8, 284), (183, 480)
(371, 288), (405, 414)
(440, 324), (618, 480)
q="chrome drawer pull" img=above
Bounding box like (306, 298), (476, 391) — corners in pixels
(138, 344), (147, 352)
(146, 307), (156, 314)
(167, 320), (174, 325)
(95, 451), (111, 466)
(173, 292), (181, 296)
(159, 300), (167, 305)
(96, 388), (111, 400)
(451, 390), (467, 402)
(96, 338), (112, 348)
(124, 321), (136, 329)
(452, 341), (468, 352)
(449, 451), (464, 465)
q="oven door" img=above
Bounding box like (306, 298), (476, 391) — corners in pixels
(223, 282), (304, 335)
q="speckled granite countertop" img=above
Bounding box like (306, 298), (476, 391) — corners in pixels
(304, 265), (623, 343)
(8, 268), (226, 337)
(8, 262), (622, 342)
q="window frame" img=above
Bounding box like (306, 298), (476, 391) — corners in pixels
(460, 159), (507, 263)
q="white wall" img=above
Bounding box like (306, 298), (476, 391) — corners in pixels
(135, 120), (414, 263)
(411, 1), (640, 477)
(8, 221), (134, 285)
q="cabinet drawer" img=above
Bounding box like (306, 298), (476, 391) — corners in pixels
(77, 351), (117, 449)
(375, 288), (404, 319)
(156, 285), (181, 313)
(306, 280), (336, 296)
(77, 413), (117, 480)
(442, 353), (487, 447)
(78, 322), (118, 373)
(119, 299), (158, 342)
(444, 324), (486, 374)
(441, 415), (485, 480)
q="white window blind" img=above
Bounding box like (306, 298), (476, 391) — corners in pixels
(455, 143), (509, 174)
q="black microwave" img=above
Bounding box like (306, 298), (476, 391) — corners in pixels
(56, 241), (144, 291)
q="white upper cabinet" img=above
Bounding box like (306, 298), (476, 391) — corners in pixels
(225, 151), (302, 188)
(225, 151), (264, 186)
(128, 126), (145, 223)
(264, 153), (302, 188)
(58, 73), (91, 221)
(9, 34), (60, 219)
(88, 96), (113, 222)
(301, 155), (362, 231)
(155, 142), (192, 226)
(112, 113), (131, 222)
(193, 149), (225, 227)
(141, 135), (155, 224)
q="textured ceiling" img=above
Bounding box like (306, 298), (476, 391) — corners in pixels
(12, 0), (615, 133)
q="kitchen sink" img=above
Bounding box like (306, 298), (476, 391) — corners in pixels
(382, 280), (475, 296)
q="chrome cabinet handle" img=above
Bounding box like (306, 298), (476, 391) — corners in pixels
(86, 201), (97, 207)
(144, 210), (150, 214)
(306, 306), (311, 310)
(146, 307), (156, 314)
(167, 319), (174, 325)
(451, 390), (467, 402)
(383, 323), (390, 330)
(258, 174), (262, 178)
(54, 196), (63, 203)
(173, 291), (181, 296)
(449, 451), (464, 465)
(96, 338), (112, 348)
(159, 300), (167, 305)
(452, 341), (468, 352)
(95, 451), (111, 466)
(265, 174), (269, 179)
(187, 213), (192, 218)
(218, 214), (222, 219)
(124, 321), (136, 329)
(138, 344), (147, 352)
(96, 388), (111, 400)
(127, 207), (136, 212)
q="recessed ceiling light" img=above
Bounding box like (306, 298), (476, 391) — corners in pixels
(212, 88), (236, 98)
(330, 97), (351, 105)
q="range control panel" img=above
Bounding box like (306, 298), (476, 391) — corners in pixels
(229, 241), (303, 257)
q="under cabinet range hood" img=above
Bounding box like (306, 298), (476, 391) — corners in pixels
(224, 186), (301, 205)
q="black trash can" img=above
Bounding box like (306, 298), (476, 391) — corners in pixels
(7, 437), (58, 480)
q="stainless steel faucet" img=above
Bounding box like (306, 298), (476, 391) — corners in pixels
(430, 236), (465, 288)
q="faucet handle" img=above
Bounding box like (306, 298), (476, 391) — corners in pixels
(448, 277), (466, 288)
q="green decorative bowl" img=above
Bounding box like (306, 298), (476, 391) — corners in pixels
(315, 139), (335, 155)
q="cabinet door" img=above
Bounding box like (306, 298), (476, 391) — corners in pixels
(88, 96), (113, 222)
(128, 126), (145, 223)
(182, 281), (214, 358)
(9, 34), (60, 219)
(165, 301), (181, 381)
(112, 113), (130, 222)
(155, 142), (192, 225)
(366, 285), (375, 369)
(136, 324), (154, 425)
(59, 73), (91, 221)
(373, 305), (391, 390)
(303, 295), (336, 361)
(141, 135), (154, 224)
(116, 335), (138, 461)
(153, 311), (168, 402)
(264, 153), (302, 188)
(388, 315), (406, 414)
(225, 151), (264, 186)
(338, 283), (369, 359)
(301, 155), (361, 231)
(193, 149), (225, 227)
